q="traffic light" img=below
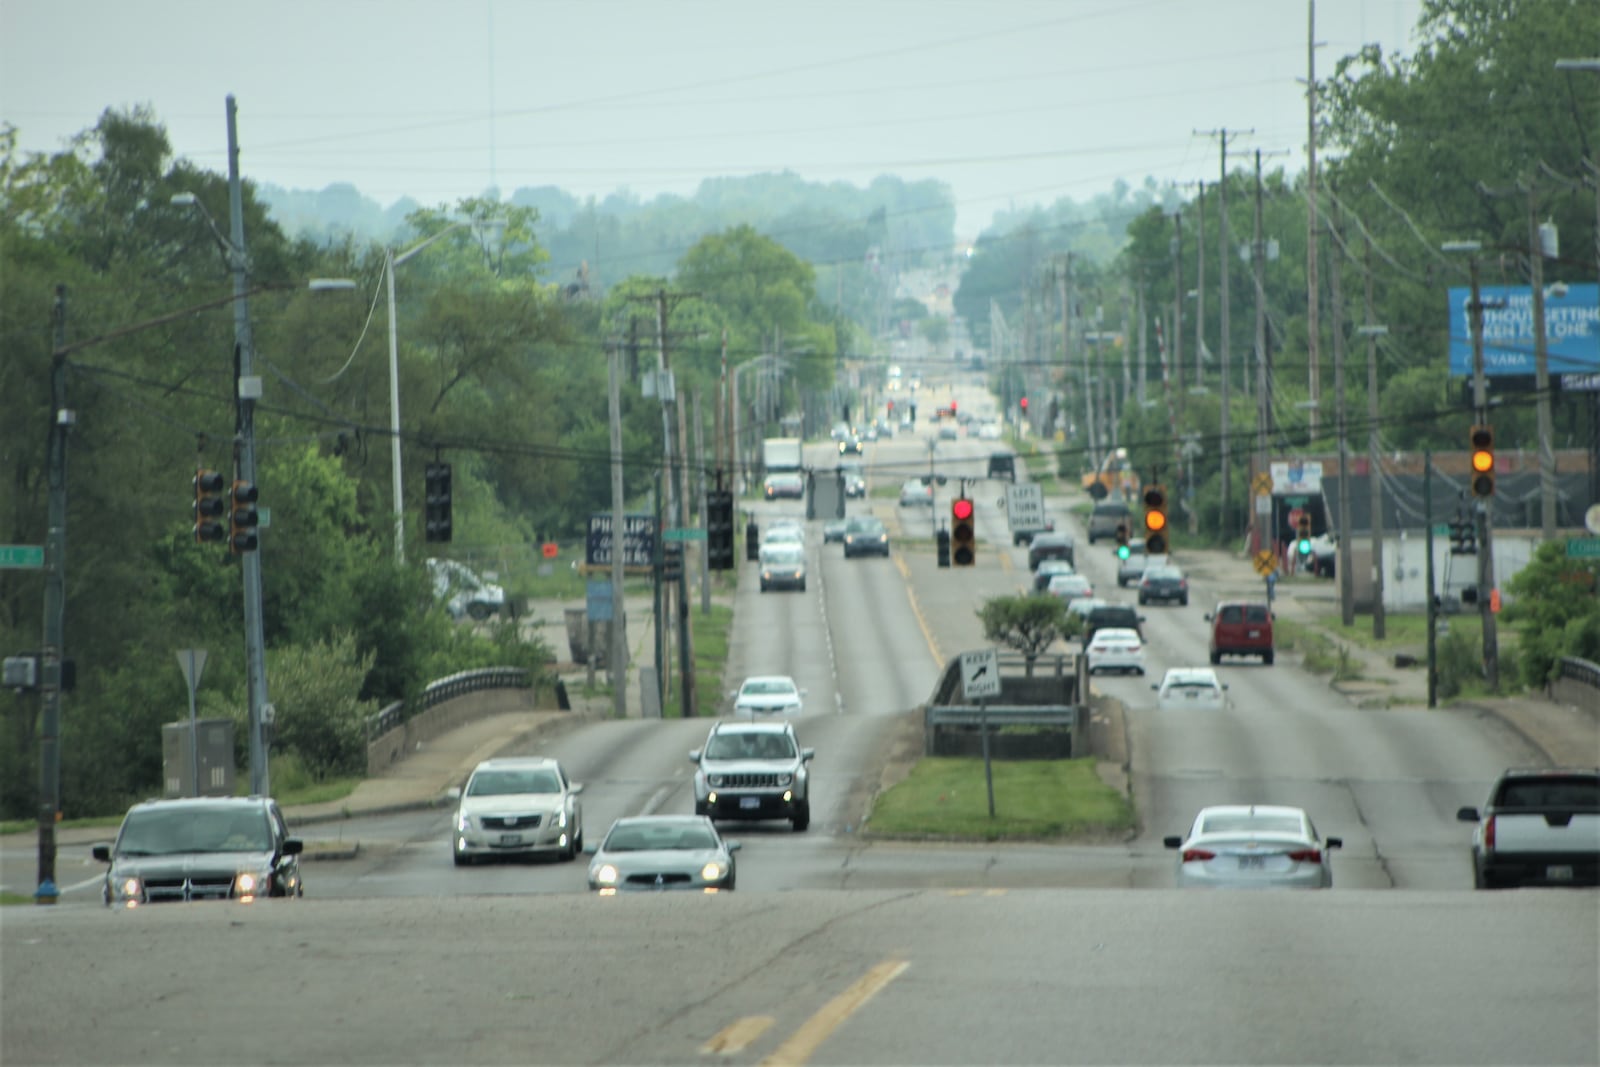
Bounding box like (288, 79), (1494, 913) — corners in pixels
(1295, 512), (1313, 556)
(1142, 485), (1168, 555)
(936, 527), (951, 568)
(1114, 522), (1130, 560)
(1019, 396), (1028, 413)
(425, 462), (453, 543)
(950, 497), (976, 566)
(1449, 514), (1477, 556)
(661, 541), (684, 583)
(1470, 425), (1495, 498)
(706, 490), (735, 571)
(228, 480), (259, 554)
(193, 469), (227, 544)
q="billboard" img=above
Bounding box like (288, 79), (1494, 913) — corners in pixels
(1447, 283), (1600, 379)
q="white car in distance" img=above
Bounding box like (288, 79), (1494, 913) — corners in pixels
(1085, 626), (1146, 675)
(1151, 667), (1228, 711)
(731, 675), (806, 717)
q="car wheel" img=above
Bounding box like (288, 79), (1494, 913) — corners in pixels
(798, 580), (807, 592)
(1180, 595), (1188, 606)
(791, 802), (810, 832)
(453, 852), (471, 867)
(1209, 651), (1222, 665)
(1263, 650), (1275, 666)
(760, 581), (769, 593)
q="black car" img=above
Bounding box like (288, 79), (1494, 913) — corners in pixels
(842, 516), (891, 558)
(1138, 563), (1189, 605)
(1027, 532), (1076, 570)
(92, 796), (304, 906)
(1081, 604), (1146, 648)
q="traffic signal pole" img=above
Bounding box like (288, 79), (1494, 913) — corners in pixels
(36, 286), (71, 904)
(1465, 257), (1500, 692)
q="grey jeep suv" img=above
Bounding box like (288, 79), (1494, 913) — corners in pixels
(690, 720), (815, 832)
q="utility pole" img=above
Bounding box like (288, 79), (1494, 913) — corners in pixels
(1193, 182), (1206, 393)
(1171, 211), (1184, 399)
(1305, 0), (1322, 439)
(1253, 148), (1271, 557)
(607, 339), (627, 719)
(1330, 206), (1354, 626)
(35, 286), (70, 904)
(226, 95), (272, 798)
(1361, 233), (1387, 641)
(1199, 127), (1248, 537)
(1457, 248), (1501, 690)
(1424, 448), (1438, 709)
(1528, 188), (1558, 540)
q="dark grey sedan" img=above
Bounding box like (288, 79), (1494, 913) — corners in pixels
(585, 815), (739, 894)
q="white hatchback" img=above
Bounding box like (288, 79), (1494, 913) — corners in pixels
(1152, 667), (1228, 711)
(1085, 626), (1145, 675)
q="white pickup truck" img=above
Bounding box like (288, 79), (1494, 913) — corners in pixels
(1456, 768), (1600, 889)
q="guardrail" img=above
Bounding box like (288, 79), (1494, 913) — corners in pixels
(1551, 657), (1600, 716)
(366, 667), (533, 740)
(924, 651), (1085, 757)
(1557, 656), (1600, 689)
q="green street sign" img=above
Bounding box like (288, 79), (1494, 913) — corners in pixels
(1566, 537), (1600, 560)
(663, 527), (707, 542)
(0, 545), (44, 569)
(1432, 524), (1450, 537)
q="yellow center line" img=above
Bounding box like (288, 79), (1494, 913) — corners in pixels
(701, 1016), (775, 1055)
(759, 959), (910, 1067)
(892, 550), (943, 666)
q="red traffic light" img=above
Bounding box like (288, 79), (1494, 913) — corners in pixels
(1019, 396), (1028, 410)
(952, 497), (974, 521)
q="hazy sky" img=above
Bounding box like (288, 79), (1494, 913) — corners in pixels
(3, 0), (1425, 237)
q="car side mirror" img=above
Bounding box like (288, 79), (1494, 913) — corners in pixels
(281, 839), (304, 856)
(92, 843), (112, 863)
(582, 842), (598, 854)
(1150, 683), (1159, 691)
(1221, 684), (1230, 690)
(1456, 806), (1480, 823)
(800, 688), (809, 696)
(1325, 837), (1343, 850)
(801, 748), (816, 762)
(1163, 836), (1182, 849)
(569, 783), (584, 795)
(1203, 613), (1213, 621)
(689, 749), (702, 763)
(726, 841), (742, 853)
(446, 786), (462, 801)
(1137, 615), (1147, 623)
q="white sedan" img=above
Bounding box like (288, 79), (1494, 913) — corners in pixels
(731, 675), (805, 717)
(1163, 805), (1342, 889)
(1151, 667), (1228, 711)
(1084, 626), (1145, 675)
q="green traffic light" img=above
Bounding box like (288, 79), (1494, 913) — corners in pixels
(1297, 538), (1312, 556)
(1116, 545), (1130, 560)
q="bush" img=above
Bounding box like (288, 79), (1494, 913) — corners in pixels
(1436, 629), (1481, 700)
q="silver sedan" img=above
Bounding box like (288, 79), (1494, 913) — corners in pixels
(1163, 805), (1341, 889)
(449, 757), (584, 865)
(585, 815), (739, 894)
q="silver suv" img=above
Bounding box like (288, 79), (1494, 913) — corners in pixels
(690, 721), (815, 832)
(1086, 501), (1132, 545)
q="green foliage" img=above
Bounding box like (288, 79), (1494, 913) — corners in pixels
(865, 757), (1135, 841)
(1436, 627), (1485, 700)
(1504, 540), (1600, 687)
(977, 594), (1071, 664)
(262, 631), (377, 779)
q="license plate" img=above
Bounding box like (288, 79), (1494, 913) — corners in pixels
(1237, 855), (1266, 869)
(498, 833), (522, 845)
(739, 797), (761, 810)
(1247, 629), (1261, 638)
(1547, 865), (1574, 882)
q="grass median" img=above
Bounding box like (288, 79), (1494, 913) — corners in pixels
(864, 756), (1135, 842)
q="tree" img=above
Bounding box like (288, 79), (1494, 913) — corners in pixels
(1504, 540), (1600, 688)
(977, 595), (1072, 675)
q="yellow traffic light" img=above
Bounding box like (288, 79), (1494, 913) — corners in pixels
(1469, 425), (1495, 497)
(1142, 485), (1168, 555)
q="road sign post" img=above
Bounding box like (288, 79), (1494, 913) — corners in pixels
(960, 648), (1002, 818)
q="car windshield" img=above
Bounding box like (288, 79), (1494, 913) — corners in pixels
(847, 519), (884, 534)
(762, 546), (804, 565)
(117, 807), (272, 855)
(705, 732), (796, 760)
(1200, 813), (1304, 837)
(742, 680), (796, 697)
(1497, 777), (1599, 808)
(605, 824), (719, 852)
(468, 769), (561, 796)
(1147, 567), (1182, 579)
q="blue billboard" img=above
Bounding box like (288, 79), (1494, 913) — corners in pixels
(1447, 283), (1600, 378)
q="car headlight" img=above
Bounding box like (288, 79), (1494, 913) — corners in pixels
(556, 809), (568, 828)
(594, 864), (619, 886)
(785, 703), (801, 715)
(775, 773), (793, 787)
(235, 870), (267, 896)
(700, 861), (729, 882)
(115, 875), (143, 902)
(708, 773), (725, 788)
(456, 812), (472, 833)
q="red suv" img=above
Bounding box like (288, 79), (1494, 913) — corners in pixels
(1206, 601), (1274, 665)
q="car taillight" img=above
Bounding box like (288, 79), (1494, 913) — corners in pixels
(1484, 814), (1495, 849)
(1286, 849), (1322, 863)
(1181, 849), (1215, 862)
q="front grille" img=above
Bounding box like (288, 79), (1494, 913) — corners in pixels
(143, 874), (235, 902)
(717, 772), (784, 788)
(480, 814), (542, 830)
(624, 871), (692, 887)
